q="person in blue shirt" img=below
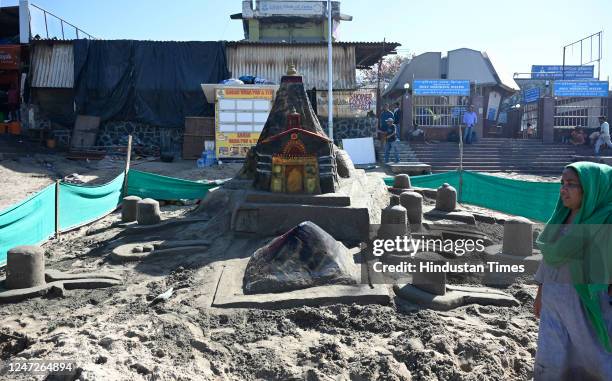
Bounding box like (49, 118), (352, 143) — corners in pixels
(380, 104), (395, 129)
(462, 105), (478, 144)
(378, 117), (400, 163)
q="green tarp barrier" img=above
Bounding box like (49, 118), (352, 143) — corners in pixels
(0, 169), (226, 267)
(127, 170), (216, 200)
(59, 173), (125, 231)
(384, 171), (560, 222)
(0, 184), (56, 266)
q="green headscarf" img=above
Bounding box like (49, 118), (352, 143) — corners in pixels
(536, 161), (612, 352)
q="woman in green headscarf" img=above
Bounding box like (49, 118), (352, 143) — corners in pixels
(534, 161), (612, 380)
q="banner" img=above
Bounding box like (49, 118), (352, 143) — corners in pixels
(215, 87), (275, 159)
(523, 87), (540, 103)
(0, 45), (21, 69)
(531, 65), (594, 79)
(317, 89), (376, 118)
(413, 80), (470, 96)
(553, 81), (609, 98)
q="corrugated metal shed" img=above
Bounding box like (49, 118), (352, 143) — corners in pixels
(31, 43), (74, 88)
(227, 43), (357, 89)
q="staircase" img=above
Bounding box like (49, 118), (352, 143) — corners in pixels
(383, 138), (594, 175)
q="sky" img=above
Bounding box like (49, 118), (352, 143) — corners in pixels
(3, 0), (611, 88)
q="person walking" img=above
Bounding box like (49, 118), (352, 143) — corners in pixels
(534, 162), (612, 380)
(462, 105), (477, 144)
(595, 116), (611, 157)
(379, 117), (400, 163)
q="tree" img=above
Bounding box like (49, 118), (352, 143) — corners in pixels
(357, 54), (411, 88)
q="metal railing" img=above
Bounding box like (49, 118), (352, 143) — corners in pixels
(553, 97), (608, 129)
(30, 3), (95, 40)
(412, 95), (469, 128)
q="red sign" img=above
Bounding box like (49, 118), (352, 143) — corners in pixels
(0, 46), (21, 69)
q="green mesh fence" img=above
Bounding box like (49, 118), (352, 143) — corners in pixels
(384, 171), (560, 222)
(59, 173), (125, 231)
(0, 184), (56, 266)
(127, 170), (217, 200)
(1, 169), (221, 266)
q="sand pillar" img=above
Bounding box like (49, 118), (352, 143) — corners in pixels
(137, 198), (162, 225)
(121, 196), (142, 222)
(436, 183), (457, 212)
(393, 174), (411, 189)
(6, 246), (46, 290)
(400, 191), (423, 226)
(502, 217), (533, 257)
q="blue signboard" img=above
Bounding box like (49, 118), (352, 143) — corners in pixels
(413, 80), (470, 96)
(553, 81), (609, 98)
(523, 87), (540, 103)
(531, 65), (594, 79)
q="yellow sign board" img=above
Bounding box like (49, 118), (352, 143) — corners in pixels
(215, 87), (276, 159)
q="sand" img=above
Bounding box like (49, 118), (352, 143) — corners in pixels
(0, 199), (540, 381)
(0, 152), (546, 380)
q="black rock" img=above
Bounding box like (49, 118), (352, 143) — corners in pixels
(243, 221), (359, 294)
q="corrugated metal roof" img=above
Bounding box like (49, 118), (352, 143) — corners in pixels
(227, 43), (357, 89)
(31, 43), (74, 88)
(227, 40), (400, 68)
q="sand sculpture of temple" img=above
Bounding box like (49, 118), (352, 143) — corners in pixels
(244, 64), (339, 194)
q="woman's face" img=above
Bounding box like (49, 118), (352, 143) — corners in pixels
(560, 168), (583, 211)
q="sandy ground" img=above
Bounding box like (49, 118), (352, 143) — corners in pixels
(0, 176), (542, 381)
(0, 152), (242, 211)
(0, 139), (555, 380)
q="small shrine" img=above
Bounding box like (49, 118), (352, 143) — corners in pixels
(246, 64), (339, 194)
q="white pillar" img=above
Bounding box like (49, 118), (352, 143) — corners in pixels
(19, 0), (31, 43)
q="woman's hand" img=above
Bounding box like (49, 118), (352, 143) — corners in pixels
(534, 285), (542, 319)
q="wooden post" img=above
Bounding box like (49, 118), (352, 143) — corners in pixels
(122, 135), (132, 197)
(55, 179), (60, 240)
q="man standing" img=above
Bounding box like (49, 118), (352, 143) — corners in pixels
(380, 104), (394, 129)
(594, 116), (611, 156)
(393, 102), (402, 127)
(462, 105), (477, 144)
(379, 117), (400, 163)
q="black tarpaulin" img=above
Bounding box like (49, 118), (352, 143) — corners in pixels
(73, 40), (229, 127)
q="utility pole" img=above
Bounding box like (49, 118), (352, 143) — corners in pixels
(327, 0), (334, 141)
(376, 39), (386, 130)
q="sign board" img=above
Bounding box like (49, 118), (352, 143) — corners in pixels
(553, 81), (609, 98)
(317, 90), (376, 118)
(523, 87), (540, 103)
(215, 87), (275, 159)
(258, 1), (324, 16)
(0, 45), (21, 69)
(413, 80), (470, 96)
(342, 137), (376, 165)
(531, 65), (594, 79)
